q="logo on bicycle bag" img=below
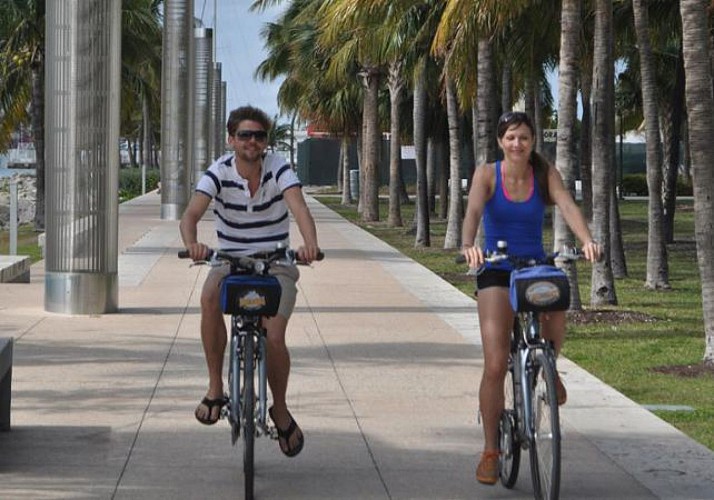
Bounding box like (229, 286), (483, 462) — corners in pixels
(238, 290), (267, 311)
(525, 281), (561, 306)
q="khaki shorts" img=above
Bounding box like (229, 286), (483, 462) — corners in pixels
(205, 263), (300, 319)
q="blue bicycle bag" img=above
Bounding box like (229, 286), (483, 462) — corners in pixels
(509, 265), (570, 312)
(220, 274), (282, 316)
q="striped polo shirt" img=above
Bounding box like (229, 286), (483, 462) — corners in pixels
(195, 152), (302, 255)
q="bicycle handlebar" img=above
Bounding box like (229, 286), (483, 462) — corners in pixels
(455, 246), (584, 267)
(178, 247), (324, 273)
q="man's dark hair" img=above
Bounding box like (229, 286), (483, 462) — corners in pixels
(226, 106), (272, 136)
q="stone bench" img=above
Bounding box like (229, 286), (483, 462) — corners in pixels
(0, 255), (31, 283)
(0, 337), (12, 431)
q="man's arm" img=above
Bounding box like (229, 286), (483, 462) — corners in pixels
(283, 186), (320, 262)
(179, 192), (212, 260)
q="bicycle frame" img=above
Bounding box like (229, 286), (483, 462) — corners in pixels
(226, 315), (271, 443)
(511, 311), (555, 442)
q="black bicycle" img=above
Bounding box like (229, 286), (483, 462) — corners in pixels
(179, 245), (322, 500)
(459, 242), (582, 500)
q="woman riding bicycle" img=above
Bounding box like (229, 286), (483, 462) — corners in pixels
(460, 111), (601, 485)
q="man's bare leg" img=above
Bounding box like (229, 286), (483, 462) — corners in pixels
(264, 314), (302, 452)
(196, 273), (227, 422)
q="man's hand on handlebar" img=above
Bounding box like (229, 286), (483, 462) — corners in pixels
(296, 245), (321, 264)
(184, 242), (211, 261)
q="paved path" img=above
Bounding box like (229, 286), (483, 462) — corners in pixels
(0, 191), (712, 499)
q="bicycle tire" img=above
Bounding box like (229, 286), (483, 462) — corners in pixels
(243, 333), (256, 500)
(528, 350), (561, 500)
(499, 361), (521, 488)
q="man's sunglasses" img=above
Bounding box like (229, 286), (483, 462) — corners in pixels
(234, 130), (268, 141)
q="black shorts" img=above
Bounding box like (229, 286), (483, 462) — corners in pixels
(476, 268), (511, 291)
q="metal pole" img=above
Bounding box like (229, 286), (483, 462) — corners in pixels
(9, 180), (17, 255)
(44, 0), (121, 314)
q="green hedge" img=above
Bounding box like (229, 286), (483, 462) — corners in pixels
(620, 174), (693, 197)
(118, 167), (160, 201)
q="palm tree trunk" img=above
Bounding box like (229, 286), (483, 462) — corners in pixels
(590, 0), (618, 306)
(476, 38), (497, 165)
(438, 136), (448, 220)
(554, 0), (584, 310)
(579, 60), (594, 221)
(680, 0), (714, 365)
(663, 49), (685, 244)
(633, 0), (669, 289)
(387, 61), (404, 227)
(340, 136), (352, 205)
(427, 137), (436, 214)
(31, 64), (45, 231)
(609, 182), (627, 278)
(501, 64), (512, 112)
(414, 61), (430, 247)
(443, 76), (462, 249)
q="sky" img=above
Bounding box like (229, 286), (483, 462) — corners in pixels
(194, 1), (285, 120)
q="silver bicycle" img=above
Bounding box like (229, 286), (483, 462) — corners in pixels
(461, 242), (581, 500)
(179, 246), (322, 500)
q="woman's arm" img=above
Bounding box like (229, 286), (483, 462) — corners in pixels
(547, 165), (601, 262)
(461, 164), (494, 267)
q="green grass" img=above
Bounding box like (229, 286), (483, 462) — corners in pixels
(315, 193), (714, 451)
(0, 224), (43, 262)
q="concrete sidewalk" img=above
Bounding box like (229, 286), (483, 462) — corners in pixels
(0, 191), (712, 499)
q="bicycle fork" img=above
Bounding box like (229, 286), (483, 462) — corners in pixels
(255, 334), (272, 437)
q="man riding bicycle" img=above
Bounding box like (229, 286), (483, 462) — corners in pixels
(179, 105), (320, 458)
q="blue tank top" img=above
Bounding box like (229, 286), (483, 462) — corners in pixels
(483, 160), (546, 269)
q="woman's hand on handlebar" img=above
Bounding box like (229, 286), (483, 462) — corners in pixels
(185, 242), (211, 261)
(461, 245), (485, 268)
(581, 240), (602, 264)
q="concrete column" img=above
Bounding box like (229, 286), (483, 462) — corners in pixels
(44, 0), (121, 314)
(192, 28), (213, 187)
(160, 0), (194, 220)
(211, 62), (224, 160)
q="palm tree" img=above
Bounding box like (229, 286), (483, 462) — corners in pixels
(267, 115), (292, 152)
(0, 0), (46, 230)
(679, 0), (714, 365)
(1, 0), (163, 229)
(632, 0), (669, 290)
(590, 0), (618, 306)
(442, 75), (463, 249)
(253, 0), (363, 204)
(121, 0), (163, 176)
(554, 0), (585, 310)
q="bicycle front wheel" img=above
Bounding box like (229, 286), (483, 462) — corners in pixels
(499, 361), (521, 488)
(242, 333), (256, 500)
(528, 350), (561, 500)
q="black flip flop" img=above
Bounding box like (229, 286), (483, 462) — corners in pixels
(195, 396), (227, 425)
(269, 406), (304, 457)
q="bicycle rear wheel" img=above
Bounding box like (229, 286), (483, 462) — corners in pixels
(528, 350), (561, 500)
(242, 333), (256, 500)
(499, 361), (521, 488)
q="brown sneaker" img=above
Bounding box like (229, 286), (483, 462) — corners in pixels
(555, 373), (567, 406)
(476, 450), (500, 485)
